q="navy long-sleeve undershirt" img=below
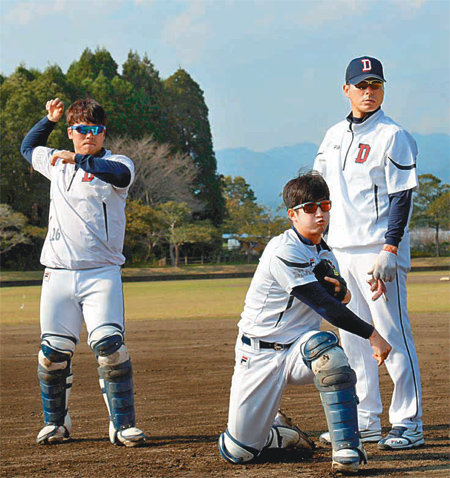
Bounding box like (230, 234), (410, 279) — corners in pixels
(20, 116), (131, 188)
(292, 282), (374, 339)
(385, 189), (413, 247)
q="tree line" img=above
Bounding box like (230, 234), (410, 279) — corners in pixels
(0, 47), (288, 268)
(1, 48), (448, 268)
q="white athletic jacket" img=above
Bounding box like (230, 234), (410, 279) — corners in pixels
(314, 109), (418, 249)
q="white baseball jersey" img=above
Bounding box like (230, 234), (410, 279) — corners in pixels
(314, 109), (418, 249)
(238, 228), (338, 343)
(31, 147), (134, 269)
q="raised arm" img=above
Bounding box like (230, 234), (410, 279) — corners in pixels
(20, 98), (65, 163)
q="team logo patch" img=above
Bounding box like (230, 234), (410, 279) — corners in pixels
(355, 143), (371, 163)
(361, 58), (372, 71)
(82, 172), (95, 182)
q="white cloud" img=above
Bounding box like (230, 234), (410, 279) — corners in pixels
(290, 0), (367, 27)
(2, 0), (71, 25)
(2, 0), (127, 26)
(162, 1), (212, 66)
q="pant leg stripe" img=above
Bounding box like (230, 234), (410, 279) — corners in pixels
(395, 271), (419, 419)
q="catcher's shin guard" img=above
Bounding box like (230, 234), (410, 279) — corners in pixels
(37, 340), (74, 444)
(91, 327), (145, 446)
(302, 331), (367, 471)
(98, 358), (136, 433)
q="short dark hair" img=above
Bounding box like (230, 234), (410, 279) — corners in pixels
(283, 171), (330, 209)
(66, 98), (106, 126)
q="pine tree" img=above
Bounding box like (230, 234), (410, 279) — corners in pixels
(164, 69), (225, 224)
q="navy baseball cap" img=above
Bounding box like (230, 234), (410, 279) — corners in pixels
(345, 56), (386, 84)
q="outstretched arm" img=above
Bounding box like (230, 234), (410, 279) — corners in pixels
(292, 282), (391, 365)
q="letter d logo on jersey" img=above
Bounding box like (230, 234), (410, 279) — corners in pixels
(361, 59), (372, 72)
(82, 172), (95, 182)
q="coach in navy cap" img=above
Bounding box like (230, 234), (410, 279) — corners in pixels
(345, 56), (386, 84)
(313, 55), (424, 452)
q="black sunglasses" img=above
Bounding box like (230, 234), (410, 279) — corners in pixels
(354, 80), (384, 91)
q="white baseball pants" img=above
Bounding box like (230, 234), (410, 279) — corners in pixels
(333, 243), (422, 433)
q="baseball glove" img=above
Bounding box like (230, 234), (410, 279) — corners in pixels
(313, 259), (348, 302)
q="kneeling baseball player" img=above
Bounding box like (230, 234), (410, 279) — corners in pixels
(20, 98), (145, 447)
(219, 172), (391, 473)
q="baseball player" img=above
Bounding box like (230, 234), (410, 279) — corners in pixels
(313, 56), (423, 450)
(20, 98), (145, 447)
(219, 172), (391, 473)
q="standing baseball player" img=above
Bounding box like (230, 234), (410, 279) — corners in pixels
(219, 172), (391, 473)
(20, 98), (146, 447)
(314, 56), (423, 450)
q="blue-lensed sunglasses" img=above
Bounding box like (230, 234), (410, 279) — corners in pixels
(69, 125), (106, 135)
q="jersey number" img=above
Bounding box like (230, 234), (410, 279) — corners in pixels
(355, 144), (371, 163)
(49, 228), (61, 241)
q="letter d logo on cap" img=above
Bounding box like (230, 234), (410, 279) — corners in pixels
(361, 59), (372, 72)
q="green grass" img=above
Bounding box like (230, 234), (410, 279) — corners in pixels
(1, 273), (448, 325)
(1, 256), (448, 282)
(0, 278), (252, 325)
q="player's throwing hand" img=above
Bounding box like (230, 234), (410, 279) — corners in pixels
(46, 98), (64, 123)
(368, 329), (391, 366)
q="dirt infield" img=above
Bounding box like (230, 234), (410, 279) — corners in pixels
(1, 312), (449, 477)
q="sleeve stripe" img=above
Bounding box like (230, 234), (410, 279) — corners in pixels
(388, 156), (416, 170)
(276, 256), (311, 268)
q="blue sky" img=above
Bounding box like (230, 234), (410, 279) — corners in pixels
(1, 0), (449, 151)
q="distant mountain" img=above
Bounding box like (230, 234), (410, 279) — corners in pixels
(216, 133), (450, 210)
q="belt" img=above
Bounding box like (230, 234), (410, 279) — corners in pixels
(241, 335), (293, 351)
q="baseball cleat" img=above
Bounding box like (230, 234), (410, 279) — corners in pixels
(320, 429), (382, 445)
(111, 423), (146, 447)
(378, 426), (424, 450)
(332, 440), (368, 474)
(270, 410), (315, 450)
(36, 424), (71, 444)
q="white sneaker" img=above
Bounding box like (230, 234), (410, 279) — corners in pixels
(269, 410), (315, 450)
(110, 422), (146, 447)
(378, 426), (424, 450)
(332, 440), (368, 474)
(36, 424), (70, 444)
(36, 412), (72, 444)
(320, 429), (382, 444)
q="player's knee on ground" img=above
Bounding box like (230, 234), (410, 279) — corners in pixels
(89, 325), (136, 437)
(301, 331), (360, 451)
(219, 429), (259, 464)
(38, 336), (75, 426)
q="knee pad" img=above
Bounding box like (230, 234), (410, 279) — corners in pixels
(301, 331), (359, 451)
(218, 429), (259, 464)
(38, 336), (75, 426)
(301, 331), (340, 369)
(89, 324), (124, 357)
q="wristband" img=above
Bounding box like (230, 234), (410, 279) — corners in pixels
(382, 244), (398, 255)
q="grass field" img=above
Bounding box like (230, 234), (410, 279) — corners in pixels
(0, 256), (448, 282)
(1, 271), (449, 325)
